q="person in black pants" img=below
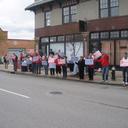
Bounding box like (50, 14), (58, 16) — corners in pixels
(77, 56), (85, 80)
(62, 56), (67, 79)
(120, 52), (128, 86)
(86, 53), (94, 80)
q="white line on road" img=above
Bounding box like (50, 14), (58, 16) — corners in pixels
(0, 88), (30, 99)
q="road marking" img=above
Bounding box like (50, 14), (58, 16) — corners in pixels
(0, 88), (30, 99)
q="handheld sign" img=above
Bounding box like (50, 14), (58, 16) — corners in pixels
(93, 50), (102, 59)
(58, 59), (65, 65)
(48, 57), (55, 63)
(120, 59), (128, 67)
(85, 59), (94, 65)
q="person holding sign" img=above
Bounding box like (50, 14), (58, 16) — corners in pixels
(76, 56), (85, 80)
(48, 55), (56, 76)
(85, 53), (94, 80)
(120, 52), (128, 86)
(55, 55), (62, 76)
(96, 52), (109, 82)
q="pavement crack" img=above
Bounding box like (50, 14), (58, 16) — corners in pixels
(84, 99), (128, 110)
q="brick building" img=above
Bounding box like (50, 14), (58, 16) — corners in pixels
(0, 28), (34, 56)
(26, 0), (128, 66)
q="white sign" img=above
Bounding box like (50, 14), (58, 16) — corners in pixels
(85, 59), (94, 65)
(58, 59), (65, 65)
(93, 50), (102, 59)
(120, 59), (128, 67)
(48, 57), (55, 63)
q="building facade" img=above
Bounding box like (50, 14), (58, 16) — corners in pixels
(0, 28), (34, 56)
(26, 0), (128, 66)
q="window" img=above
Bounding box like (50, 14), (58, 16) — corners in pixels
(50, 37), (56, 42)
(100, 0), (119, 18)
(41, 37), (49, 43)
(63, 5), (77, 23)
(58, 36), (65, 42)
(50, 43), (64, 54)
(110, 31), (119, 38)
(100, 32), (109, 39)
(66, 42), (83, 60)
(121, 30), (128, 38)
(110, 0), (119, 16)
(100, 0), (109, 17)
(44, 11), (51, 26)
(91, 33), (99, 40)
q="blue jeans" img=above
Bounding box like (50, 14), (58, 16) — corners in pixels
(102, 66), (109, 81)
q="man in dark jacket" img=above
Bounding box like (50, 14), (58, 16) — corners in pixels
(77, 56), (85, 80)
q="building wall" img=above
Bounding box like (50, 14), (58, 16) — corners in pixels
(35, 0), (128, 29)
(35, 9), (44, 29)
(0, 29), (8, 40)
(0, 39), (34, 56)
(78, 0), (98, 21)
(119, 0), (128, 16)
(51, 7), (62, 26)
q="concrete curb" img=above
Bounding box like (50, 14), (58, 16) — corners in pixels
(0, 69), (123, 86)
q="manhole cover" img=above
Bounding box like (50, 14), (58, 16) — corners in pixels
(49, 91), (63, 95)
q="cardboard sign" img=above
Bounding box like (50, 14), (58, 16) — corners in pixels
(58, 59), (65, 65)
(85, 59), (94, 65)
(48, 57), (55, 63)
(120, 59), (128, 67)
(32, 56), (38, 62)
(93, 50), (102, 59)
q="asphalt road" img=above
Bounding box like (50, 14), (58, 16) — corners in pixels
(0, 72), (128, 128)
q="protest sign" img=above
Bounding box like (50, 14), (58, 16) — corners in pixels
(85, 59), (94, 65)
(93, 50), (102, 59)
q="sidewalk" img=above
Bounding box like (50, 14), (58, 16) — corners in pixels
(0, 64), (123, 86)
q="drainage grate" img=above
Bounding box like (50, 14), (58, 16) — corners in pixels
(49, 91), (63, 95)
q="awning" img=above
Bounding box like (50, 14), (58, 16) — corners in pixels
(25, 0), (54, 11)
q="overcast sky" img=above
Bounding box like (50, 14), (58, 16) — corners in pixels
(0, 0), (34, 39)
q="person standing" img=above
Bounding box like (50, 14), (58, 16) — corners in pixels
(32, 52), (37, 74)
(36, 53), (41, 74)
(86, 53), (94, 80)
(42, 55), (48, 75)
(55, 55), (62, 77)
(120, 52), (128, 86)
(62, 56), (68, 79)
(96, 52), (109, 82)
(77, 56), (85, 80)
(48, 54), (56, 76)
(12, 53), (18, 72)
(3, 54), (9, 69)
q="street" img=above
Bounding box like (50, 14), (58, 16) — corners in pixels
(0, 72), (128, 128)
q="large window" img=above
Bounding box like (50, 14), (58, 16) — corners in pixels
(100, 0), (119, 18)
(66, 42), (83, 61)
(44, 11), (51, 26)
(63, 5), (77, 23)
(50, 43), (64, 55)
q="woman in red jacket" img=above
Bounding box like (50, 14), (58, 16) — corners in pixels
(96, 52), (109, 82)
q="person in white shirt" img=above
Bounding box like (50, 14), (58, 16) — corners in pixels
(120, 52), (128, 86)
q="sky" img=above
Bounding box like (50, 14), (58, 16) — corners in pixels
(0, 0), (34, 40)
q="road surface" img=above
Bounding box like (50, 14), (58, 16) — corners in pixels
(0, 72), (128, 128)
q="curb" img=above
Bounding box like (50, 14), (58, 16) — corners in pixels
(0, 69), (123, 86)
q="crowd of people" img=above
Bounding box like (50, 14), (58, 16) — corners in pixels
(2, 50), (128, 86)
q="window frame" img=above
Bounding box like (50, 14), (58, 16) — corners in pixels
(99, 0), (119, 18)
(62, 4), (77, 24)
(44, 11), (51, 27)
